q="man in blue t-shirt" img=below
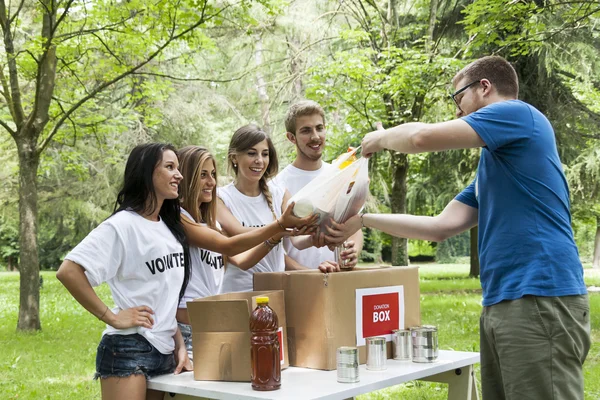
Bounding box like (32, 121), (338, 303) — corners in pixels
(325, 56), (590, 400)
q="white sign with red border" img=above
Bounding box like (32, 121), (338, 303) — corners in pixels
(355, 285), (404, 346)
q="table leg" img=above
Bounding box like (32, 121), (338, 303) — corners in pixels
(419, 364), (479, 400)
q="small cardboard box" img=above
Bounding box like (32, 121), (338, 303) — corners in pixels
(187, 290), (289, 381)
(254, 266), (420, 370)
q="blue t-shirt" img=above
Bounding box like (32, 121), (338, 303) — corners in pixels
(455, 100), (586, 306)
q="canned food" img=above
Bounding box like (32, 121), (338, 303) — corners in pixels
(366, 337), (387, 370)
(392, 329), (411, 360)
(334, 242), (353, 270)
(337, 346), (359, 383)
(411, 326), (438, 363)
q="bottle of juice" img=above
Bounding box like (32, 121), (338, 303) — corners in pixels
(250, 296), (281, 391)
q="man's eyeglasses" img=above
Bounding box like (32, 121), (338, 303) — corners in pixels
(450, 80), (481, 113)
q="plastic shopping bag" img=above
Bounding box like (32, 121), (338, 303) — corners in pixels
(289, 147), (369, 230)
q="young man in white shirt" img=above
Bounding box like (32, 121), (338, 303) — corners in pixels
(275, 100), (363, 270)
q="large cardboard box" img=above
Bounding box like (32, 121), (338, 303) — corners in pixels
(254, 266), (420, 370)
(187, 290), (289, 381)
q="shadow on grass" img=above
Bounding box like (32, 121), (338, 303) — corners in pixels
(423, 288), (483, 295)
(424, 276), (479, 281)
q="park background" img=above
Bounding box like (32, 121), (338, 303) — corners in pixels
(0, 0), (598, 398)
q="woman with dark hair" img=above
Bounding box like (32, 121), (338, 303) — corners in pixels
(175, 145), (316, 355)
(217, 124), (329, 293)
(57, 143), (192, 400)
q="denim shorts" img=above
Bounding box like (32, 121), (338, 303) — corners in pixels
(95, 333), (175, 380)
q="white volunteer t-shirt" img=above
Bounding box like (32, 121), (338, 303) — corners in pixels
(217, 181), (285, 292)
(179, 208), (224, 307)
(273, 162), (335, 269)
(65, 210), (185, 354)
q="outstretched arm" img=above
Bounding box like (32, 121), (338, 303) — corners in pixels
(362, 119), (484, 157)
(325, 200), (478, 243)
(201, 197), (317, 255)
(228, 231), (288, 271)
(183, 215), (280, 257)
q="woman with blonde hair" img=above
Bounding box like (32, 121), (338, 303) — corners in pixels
(175, 145), (316, 354)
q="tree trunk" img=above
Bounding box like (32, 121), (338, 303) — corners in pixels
(17, 138), (41, 331)
(254, 36), (271, 133)
(593, 214), (600, 269)
(8, 255), (18, 271)
(391, 152), (408, 266)
(426, 0), (439, 52)
(286, 35), (304, 100)
(387, 0), (398, 28)
(469, 226), (480, 277)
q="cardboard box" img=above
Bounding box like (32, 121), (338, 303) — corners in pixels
(254, 266), (420, 370)
(187, 290), (289, 381)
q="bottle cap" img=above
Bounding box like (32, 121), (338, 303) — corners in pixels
(256, 296), (269, 304)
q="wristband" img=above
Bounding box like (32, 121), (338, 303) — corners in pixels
(360, 211), (366, 228)
(266, 238), (281, 247)
(276, 218), (285, 231)
(98, 305), (109, 321)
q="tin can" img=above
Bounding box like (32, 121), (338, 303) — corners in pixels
(334, 242), (352, 270)
(392, 329), (411, 360)
(337, 346), (359, 383)
(366, 337), (387, 370)
(411, 326), (438, 363)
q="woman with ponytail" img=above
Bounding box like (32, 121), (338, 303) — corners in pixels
(57, 143), (191, 400)
(217, 124), (332, 293)
(175, 145), (316, 355)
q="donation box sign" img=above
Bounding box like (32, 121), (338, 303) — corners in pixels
(355, 286), (404, 346)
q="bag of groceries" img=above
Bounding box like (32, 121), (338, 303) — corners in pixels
(289, 147), (369, 229)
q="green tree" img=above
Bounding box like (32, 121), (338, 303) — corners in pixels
(461, 0), (600, 265)
(567, 144), (600, 268)
(0, 137), (19, 270)
(307, 0), (468, 266)
(0, 0), (273, 331)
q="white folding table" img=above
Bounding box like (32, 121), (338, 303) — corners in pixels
(149, 350), (480, 400)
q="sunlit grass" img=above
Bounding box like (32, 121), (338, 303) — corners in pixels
(0, 271), (111, 400)
(0, 267), (598, 399)
(360, 264), (600, 400)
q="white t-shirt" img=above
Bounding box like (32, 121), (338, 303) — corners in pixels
(179, 208), (224, 307)
(65, 210), (184, 354)
(273, 162), (335, 268)
(217, 181), (285, 292)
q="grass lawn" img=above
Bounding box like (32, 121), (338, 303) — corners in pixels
(0, 265), (598, 399)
